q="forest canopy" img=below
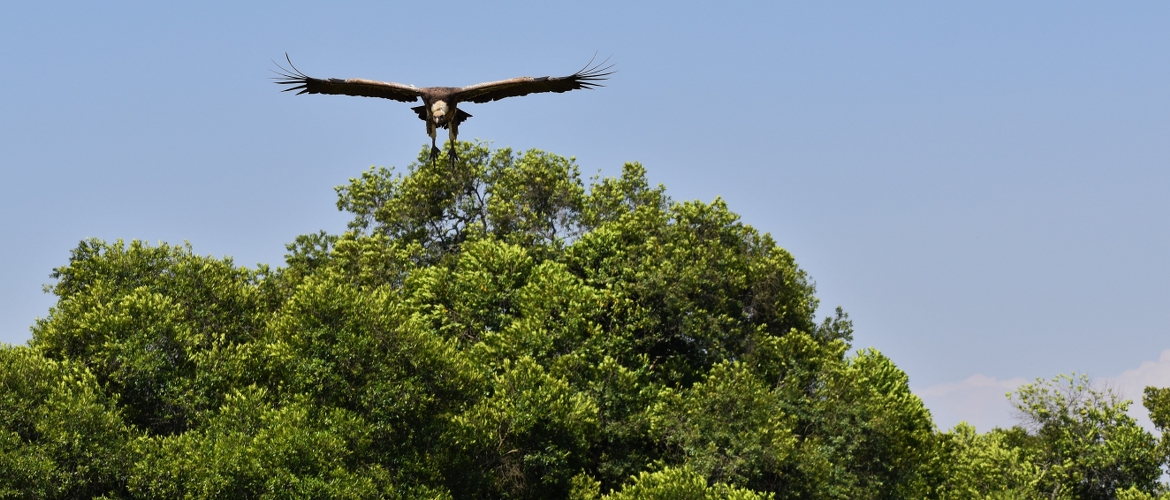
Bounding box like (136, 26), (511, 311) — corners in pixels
(2, 142), (1168, 499)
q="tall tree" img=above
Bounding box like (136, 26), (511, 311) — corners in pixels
(4, 141), (960, 499)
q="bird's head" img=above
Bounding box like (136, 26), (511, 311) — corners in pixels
(431, 101), (448, 124)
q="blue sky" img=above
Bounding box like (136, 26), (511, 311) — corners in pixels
(2, 1), (1168, 430)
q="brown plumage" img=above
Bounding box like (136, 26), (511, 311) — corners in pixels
(273, 55), (613, 164)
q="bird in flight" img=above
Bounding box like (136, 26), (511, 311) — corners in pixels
(274, 55), (613, 165)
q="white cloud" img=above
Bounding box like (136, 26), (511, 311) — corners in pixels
(915, 349), (1170, 433)
(916, 374), (1027, 432)
(1103, 349), (1170, 432)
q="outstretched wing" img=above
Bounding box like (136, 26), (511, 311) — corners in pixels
(273, 55), (424, 103)
(453, 57), (614, 104)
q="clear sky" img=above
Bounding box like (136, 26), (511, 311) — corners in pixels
(2, 1), (1168, 430)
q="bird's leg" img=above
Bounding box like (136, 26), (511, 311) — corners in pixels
(427, 122), (440, 164)
(447, 119), (460, 166)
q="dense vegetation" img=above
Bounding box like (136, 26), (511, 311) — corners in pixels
(2, 142), (1167, 499)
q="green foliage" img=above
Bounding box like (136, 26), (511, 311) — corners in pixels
(31, 240), (274, 435)
(1144, 387), (1170, 433)
(5, 141), (1167, 499)
(600, 466), (773, 500)
(928, 374), (1167, 500)
(1117, 486), (1170, 500)
(650, 361), (796, 489)
(129, 388), (392, 499)
(0, 345), (133, 499)
(1009, 374), (1161, 499)
(930, 424), (1041, 499)
(446, 356), (598, 498)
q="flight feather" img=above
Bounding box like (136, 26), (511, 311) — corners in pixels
(273, 55), (423, 103)
(454, 58), (614, 103)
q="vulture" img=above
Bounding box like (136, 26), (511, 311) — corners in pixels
(273, 55), (613, 164)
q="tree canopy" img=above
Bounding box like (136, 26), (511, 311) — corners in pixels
(2, 142), (1167, 499)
